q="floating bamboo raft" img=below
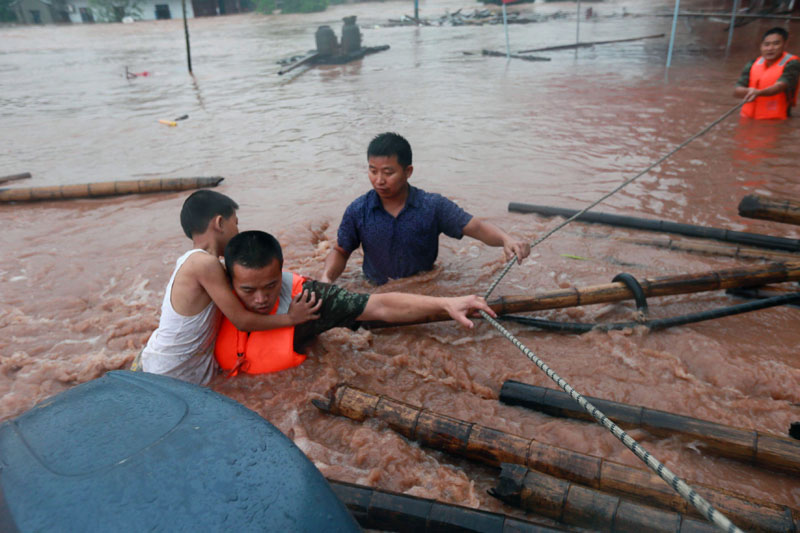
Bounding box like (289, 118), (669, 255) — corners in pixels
(500, 381), (800, 476)
(313, 385), (798, 533)
(328, 478), (567, 532)
(492, 463), (719, 533)
(365, 262), (800, 328)
(739, 195), (800, 227)
(0, 172), (31, 186)
(0, 177), (224, 203)
(508, 202), (800, 252)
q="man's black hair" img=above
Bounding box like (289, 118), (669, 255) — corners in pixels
(367, 132), (413, 168)
(763, 27), (789, 42)
(224, 230), (284, 276)
(180, 190), (239, 239)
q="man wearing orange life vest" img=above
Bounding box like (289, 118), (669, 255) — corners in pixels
(735, 27), (800, 120)
(214, 230), (496, 376)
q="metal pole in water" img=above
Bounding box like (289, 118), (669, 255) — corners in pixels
(182, 0), (192, 73)
(414, 0), (418, 22)
(666, 0), (680, 69)
(502, 1), (511, 59)
(726, 0), (741, 55)
(576, 0), (580, 43)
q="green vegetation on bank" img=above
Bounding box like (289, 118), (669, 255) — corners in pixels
(256, 0), (328, 14)
(1, 0), (18, 21)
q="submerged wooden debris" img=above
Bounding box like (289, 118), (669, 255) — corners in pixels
(492, 464), (719, 533)
(500, 380), (800, 477)
(0, 172), (32, 186)
(739, 194), (800, 227)
(328, 478), (567, 532)
(509, 202), (800, 252)
(480, 50), (550, 61)
(384, 9), (568, 27)
(313, 384), (798, 533)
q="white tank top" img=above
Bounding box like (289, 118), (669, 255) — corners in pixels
(140, 249), (222, 385)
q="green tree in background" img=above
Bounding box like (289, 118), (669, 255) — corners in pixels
(254, 0), (275, 14)
(0, 0), (18, 21)
(88, 0), (142, 21)
(280, 0), (327, 14)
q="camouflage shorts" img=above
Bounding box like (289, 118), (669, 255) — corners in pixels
(293, 280), (370, 348)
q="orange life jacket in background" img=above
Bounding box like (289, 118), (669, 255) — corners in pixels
(741, 52), (798, 120)
(214, 272), (307, 376)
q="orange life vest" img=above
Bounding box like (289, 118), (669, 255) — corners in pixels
(214, 272), (307, 376)
(741, 52), (798, 120)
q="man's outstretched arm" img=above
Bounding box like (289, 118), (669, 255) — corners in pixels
(357, 293), (496, 329)
(462, 217), (531, 264)
(320, 245), (351, 284)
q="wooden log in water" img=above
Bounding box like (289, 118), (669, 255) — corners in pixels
(0, 172), (32, 185)
(492, 464), (720, 533)
(616, 235), (800, 261)
(278, 51), (320, 75)
(517, 33), (665, 54)
(327, 479), (568, 532)
(364, 262), (800, 328)
(500, 380), (800, 476)
(508, 202), (800, 252)
(739, 195), (800, 227)
(313, 385), (798, 533)
(0, 177), (224, 203)
(481, 50), (551, 61)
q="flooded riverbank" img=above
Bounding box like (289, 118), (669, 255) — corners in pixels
(2, 0), (799, 526)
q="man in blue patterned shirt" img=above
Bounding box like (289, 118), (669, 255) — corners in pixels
(321, 132), (531, 285)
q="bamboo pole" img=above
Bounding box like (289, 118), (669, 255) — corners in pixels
(327, 478), (568, 532)
(0, 177), (224, 203)
(616, 235), (800, 262)
(739, 195), (800, 227)
(492, 463), (720, 533)
(364, 262), (800, 328)
(517, 33), (665, 54)
(500, 381), (800, 476)
(313, 385), (798, 533)
(508, 203), (800, 252)
(0, 172), (32, 185)
(481, 50), (551, 61)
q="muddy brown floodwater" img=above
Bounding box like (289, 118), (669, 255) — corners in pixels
(1, 0), (799, 529)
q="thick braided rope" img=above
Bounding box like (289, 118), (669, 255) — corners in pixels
(484, 102), (744, 299)
(479, 309), (744, 533)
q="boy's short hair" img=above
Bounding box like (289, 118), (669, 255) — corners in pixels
(763, 27), (789, 42)
(180, 190), (239, 239)
(224, 231), (284, 275)
(367, 132), (412, 168)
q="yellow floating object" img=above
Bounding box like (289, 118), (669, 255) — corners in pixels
(158, 119), (177, 127)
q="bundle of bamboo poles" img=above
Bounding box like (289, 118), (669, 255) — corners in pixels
(328, 478), (567, 532)
(0, 176), (224, 203)
(492, 463), (718, 533)
(507, 202), (800, 252)
(739, 195), (800, 227)
(313, 385), (798, 533)
(364, 262), (800, 328)
(500, 381), (800, 476)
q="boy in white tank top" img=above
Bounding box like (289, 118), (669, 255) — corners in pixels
(133, 190), (321, 385)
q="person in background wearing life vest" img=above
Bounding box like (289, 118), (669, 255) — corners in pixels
(734, 27), (800, 119)
(214, 230), (496, 376)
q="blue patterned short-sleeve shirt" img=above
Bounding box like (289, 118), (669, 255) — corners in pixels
(337, 185), (473, 285)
